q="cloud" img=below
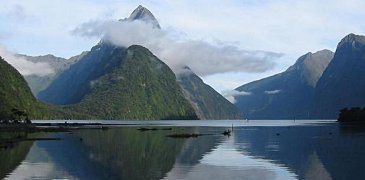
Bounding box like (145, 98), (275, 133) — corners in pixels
(72, 19), (282, 76)
(0, 4), (29, 21)
(159, 0), (365, 54)
(6, 4), (28, 20)
(264, 89), (281, 94)
(222, 90), (252, 103)
(3, 0), (365, 92)
(0, 46), (54, 76)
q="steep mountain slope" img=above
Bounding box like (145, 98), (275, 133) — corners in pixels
(66, 45), (197, 120)
(37, 5), (239, 120)
(178, 68), (242, 119)
(38, 43), (197, 119)
(313, 34), (365, 118)
(0, 56), (92, 120)
(27, 5), (158, 99)
(0, 56), (40, 119)
(38, 5), (161, 105)
(38, 43), (123, 105)
(20, 53), (86, 95)
(234, 50), (334, 119)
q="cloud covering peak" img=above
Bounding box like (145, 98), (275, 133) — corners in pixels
(72, 19), (282, 76)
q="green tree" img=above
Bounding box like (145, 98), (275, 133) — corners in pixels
(10, 108), (29, 123)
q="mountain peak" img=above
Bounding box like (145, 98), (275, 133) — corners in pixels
(338, 33), (365, 47)
(342, 33), (361, 41)
(136, 5), (144, 9)
(289, 49), (334, 87)
(292, 49), (333, 69)
(305, 49), (333, 61)
(127, 5), (161, 29)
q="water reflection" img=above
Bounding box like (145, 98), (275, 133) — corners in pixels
(1, 122), (365, 180)
(165, 136), (296, 180)
(6, 132), (114, 179)
(304, 152), (331, 180)
(75, 127), (212, 180)
(234, 124), (365, 180)
(3, 127), (223, 180)
(0, 132), (35, 179)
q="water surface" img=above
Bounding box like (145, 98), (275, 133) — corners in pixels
(1, 120), (365, 180)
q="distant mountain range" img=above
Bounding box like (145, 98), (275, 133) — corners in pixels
(22, 5), (241, 120)
(234, 34), (365, 119)
(6, 5), (365, 120)
(18, 53), (86, 95)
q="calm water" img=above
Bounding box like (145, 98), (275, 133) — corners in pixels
(1, 120), (365, 180)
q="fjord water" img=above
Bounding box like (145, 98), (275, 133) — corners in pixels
(1, 120), (365, 180)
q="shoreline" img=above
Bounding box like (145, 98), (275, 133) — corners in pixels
(0, 123), (117, 132)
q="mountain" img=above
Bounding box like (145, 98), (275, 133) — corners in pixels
(40, 43), (197, 119)
(38, 5), (163, 105)
(36, 5), (240, 120)
(0, 56), (40, 120)
(20, 53), (86, 95)
(178, 68), (242, 119)
(72, 45), (198, 120)
(38, 42), (119, 105)
(313, 34), (365, 118)
(0, 56), (93, 120)
(234, 50), (334, 119)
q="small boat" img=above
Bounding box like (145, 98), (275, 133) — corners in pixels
(222, 129), (231, 136)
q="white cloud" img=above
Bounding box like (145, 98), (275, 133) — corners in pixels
(158, 0), (365, 54)
(4, 4), (28, 20)
(264, 90), (281, 94)
(0, 46), (54, 76)
(72, 19), (282, 76)
(1, 0), (365, 91)
(222, 90), (252, 103)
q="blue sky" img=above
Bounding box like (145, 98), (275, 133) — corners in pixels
(1, 0), (365, 93)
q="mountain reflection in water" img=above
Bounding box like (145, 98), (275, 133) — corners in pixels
(1, 121), (365, 180)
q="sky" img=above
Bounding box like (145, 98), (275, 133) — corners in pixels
(1, 0), (365, 94)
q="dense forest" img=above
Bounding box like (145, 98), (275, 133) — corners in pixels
(338, 107), (365, 122)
